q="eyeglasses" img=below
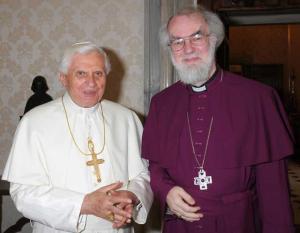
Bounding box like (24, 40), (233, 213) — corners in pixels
(168, 30), (210, 52)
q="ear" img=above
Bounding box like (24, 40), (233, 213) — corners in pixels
(209, 35), (218, 46)
(59, 73), (67, 87)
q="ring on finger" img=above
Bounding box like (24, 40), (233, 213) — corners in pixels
(106, 191), (112, 196)
(106, 212), (115, 221)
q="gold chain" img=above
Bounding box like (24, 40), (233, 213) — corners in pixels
(61, 96), (105, 156)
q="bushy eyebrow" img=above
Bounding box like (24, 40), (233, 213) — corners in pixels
(170, 28), (204, 40)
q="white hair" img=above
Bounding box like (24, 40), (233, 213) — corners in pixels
(159, 5), (225, 50)
(59, 41), (111, 75)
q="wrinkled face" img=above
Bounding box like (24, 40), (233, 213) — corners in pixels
(168, 13), (214, 68)
(59, 51), (106, 108)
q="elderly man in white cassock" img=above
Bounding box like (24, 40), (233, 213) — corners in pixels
(2, 42), (153, 233)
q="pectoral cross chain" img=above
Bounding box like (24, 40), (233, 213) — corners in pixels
(86, 138), (104, 182)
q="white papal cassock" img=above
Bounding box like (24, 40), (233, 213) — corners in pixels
(2, 93), (153, 233)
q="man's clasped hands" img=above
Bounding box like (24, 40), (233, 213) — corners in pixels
(81, 181), (139, 228)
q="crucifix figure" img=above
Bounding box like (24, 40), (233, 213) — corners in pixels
(194, 168), (212, 190)
(86, 138), (104, 182)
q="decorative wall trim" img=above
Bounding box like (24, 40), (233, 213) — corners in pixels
(144, 0), (196, 115)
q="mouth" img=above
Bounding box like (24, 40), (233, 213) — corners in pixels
(83, 90), (98, 96)
(182, 56), (201, 64)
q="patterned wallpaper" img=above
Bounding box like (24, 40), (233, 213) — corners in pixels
(0, 0), (145, 173)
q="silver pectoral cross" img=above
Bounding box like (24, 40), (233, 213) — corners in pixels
(194, 168), (212, 190)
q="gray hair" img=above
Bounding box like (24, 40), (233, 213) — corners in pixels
(160, 5), (225, 49)
(59, 41), (111, 75)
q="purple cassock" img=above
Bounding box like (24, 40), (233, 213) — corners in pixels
(142, 69), (295, 233)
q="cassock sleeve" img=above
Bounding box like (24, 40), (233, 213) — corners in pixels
(128, 160), (153, 224)
(255, 159), (295, 233)
(2, 116), (86, 232)
(10, 183), (85, 232)
(126, 112), (153, 224)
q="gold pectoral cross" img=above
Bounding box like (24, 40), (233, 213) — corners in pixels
(86, 138), (104, 182)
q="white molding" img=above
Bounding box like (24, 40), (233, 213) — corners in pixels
(144, 0), (195, 114)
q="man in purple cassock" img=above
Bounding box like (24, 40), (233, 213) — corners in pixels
(142, 5), (295, 233)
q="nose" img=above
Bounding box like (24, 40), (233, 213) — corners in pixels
(85, 74), (96, 87)
(183, 39), (194, 54)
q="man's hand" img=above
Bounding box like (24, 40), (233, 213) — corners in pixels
(166, 186), (203, 222)
(80, 182), (132, 221)
(109, 190), (139, 229)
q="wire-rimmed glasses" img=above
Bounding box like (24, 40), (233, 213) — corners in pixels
(168, 30), (210, 52)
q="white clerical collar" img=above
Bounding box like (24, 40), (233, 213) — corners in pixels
(190, 68), (220, 93)
(63, 92), (99, 114)
(191, 85), (207, 92)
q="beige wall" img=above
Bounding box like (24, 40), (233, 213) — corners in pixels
(0, 0), (144, 173)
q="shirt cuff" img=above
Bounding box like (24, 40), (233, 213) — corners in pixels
(132, 201), (146, 224)
(76, 214), (87, 233)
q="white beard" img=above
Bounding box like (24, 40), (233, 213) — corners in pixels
(172, 42), (216, 86)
